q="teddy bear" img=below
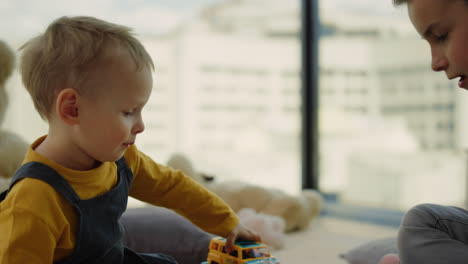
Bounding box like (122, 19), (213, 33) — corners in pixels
(0, 40), (29, 192)
(166, 153), (323, 234)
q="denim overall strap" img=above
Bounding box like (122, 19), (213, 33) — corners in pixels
(0, 162), (80, 204)
(56, 157), (133, 264)
(0, 158), (131, 264)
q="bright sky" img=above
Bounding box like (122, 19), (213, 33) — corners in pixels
(0, 0), (407, 46)
(0, 0), (222, 45)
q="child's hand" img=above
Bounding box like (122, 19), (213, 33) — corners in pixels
(225, 223), (261, 253)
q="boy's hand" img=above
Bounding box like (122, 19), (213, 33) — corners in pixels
(225, 223), (261, 253)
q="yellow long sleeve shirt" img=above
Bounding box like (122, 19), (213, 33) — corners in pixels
(0, 136), (238, 263)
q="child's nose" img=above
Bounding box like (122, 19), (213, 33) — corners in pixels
(431, 57), (448, 72)
(133, 116), (145, 134)
(431, 51), (448, 72)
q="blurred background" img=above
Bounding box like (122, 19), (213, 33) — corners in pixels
(2, 0), (467, 212)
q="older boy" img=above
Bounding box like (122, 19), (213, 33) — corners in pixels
(380, 1), (468, 264)
(0, 16), (259, 263)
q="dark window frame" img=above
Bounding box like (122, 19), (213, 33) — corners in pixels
(301, 0), (319, 191)
(301, 0), (404, 227)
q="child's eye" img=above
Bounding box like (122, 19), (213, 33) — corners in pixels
(123, 110), (134, 116)
(435, 33), (448, 43)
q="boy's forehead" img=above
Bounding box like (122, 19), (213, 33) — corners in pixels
(407, 0), (447, 36)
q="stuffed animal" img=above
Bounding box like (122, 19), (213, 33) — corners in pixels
(0, 40), (15, 125)
(238, 208), (285, 250)
(0, 40), (28, 192)
(167, 153), (323, 233)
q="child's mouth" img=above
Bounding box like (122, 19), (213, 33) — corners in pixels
(459, 76), (466, 89)
(123, 142), (134, 147)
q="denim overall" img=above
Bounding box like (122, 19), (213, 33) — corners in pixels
(0, 158), (177, 264)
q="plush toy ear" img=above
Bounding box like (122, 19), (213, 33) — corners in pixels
(55, 88), (79, 125)
(200, 173), (215, 182)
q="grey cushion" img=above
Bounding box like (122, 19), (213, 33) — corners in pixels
(340, 237), (398, 264)
(121, 206), (214, 264)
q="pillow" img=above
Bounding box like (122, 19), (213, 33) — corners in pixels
(339, 237), (398, 264)
(121, 206), (214, 264)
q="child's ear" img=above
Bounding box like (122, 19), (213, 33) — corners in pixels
(56, 88), (79, 125)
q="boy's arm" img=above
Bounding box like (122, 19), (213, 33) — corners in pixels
(0, 207), (56, 263)
(126, 146), (238, 236)
(0, 179), (68, 264)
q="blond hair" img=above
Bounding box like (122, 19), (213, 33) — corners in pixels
(20, 16), (154, 120)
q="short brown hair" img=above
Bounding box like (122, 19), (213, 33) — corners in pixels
(20, 16), (155, 120)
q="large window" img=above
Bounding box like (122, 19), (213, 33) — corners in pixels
(140, 0), (303, 194)
(317, 1), (466, 211)
(2, 0), (303, 195)
(3, 0), (465, 214)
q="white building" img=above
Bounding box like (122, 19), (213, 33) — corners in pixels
(139, 31), (302, 193)
(344, 150), (466, 210)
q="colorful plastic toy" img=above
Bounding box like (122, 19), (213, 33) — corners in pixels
(201, 237), (280, 264)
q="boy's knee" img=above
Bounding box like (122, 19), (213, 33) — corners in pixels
(397, 203), (440, 262)
(401, 203), (439, 228)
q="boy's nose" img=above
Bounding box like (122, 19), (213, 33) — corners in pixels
(133, 116), (145, 134)
(431, 51), (448, 72)
(431, 57), (448, 72)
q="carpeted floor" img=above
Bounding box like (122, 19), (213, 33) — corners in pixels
(271, 216), (398, 263)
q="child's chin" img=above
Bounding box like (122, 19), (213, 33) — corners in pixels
(97, 153), (125, 163)
(111, 154), (126, 162)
